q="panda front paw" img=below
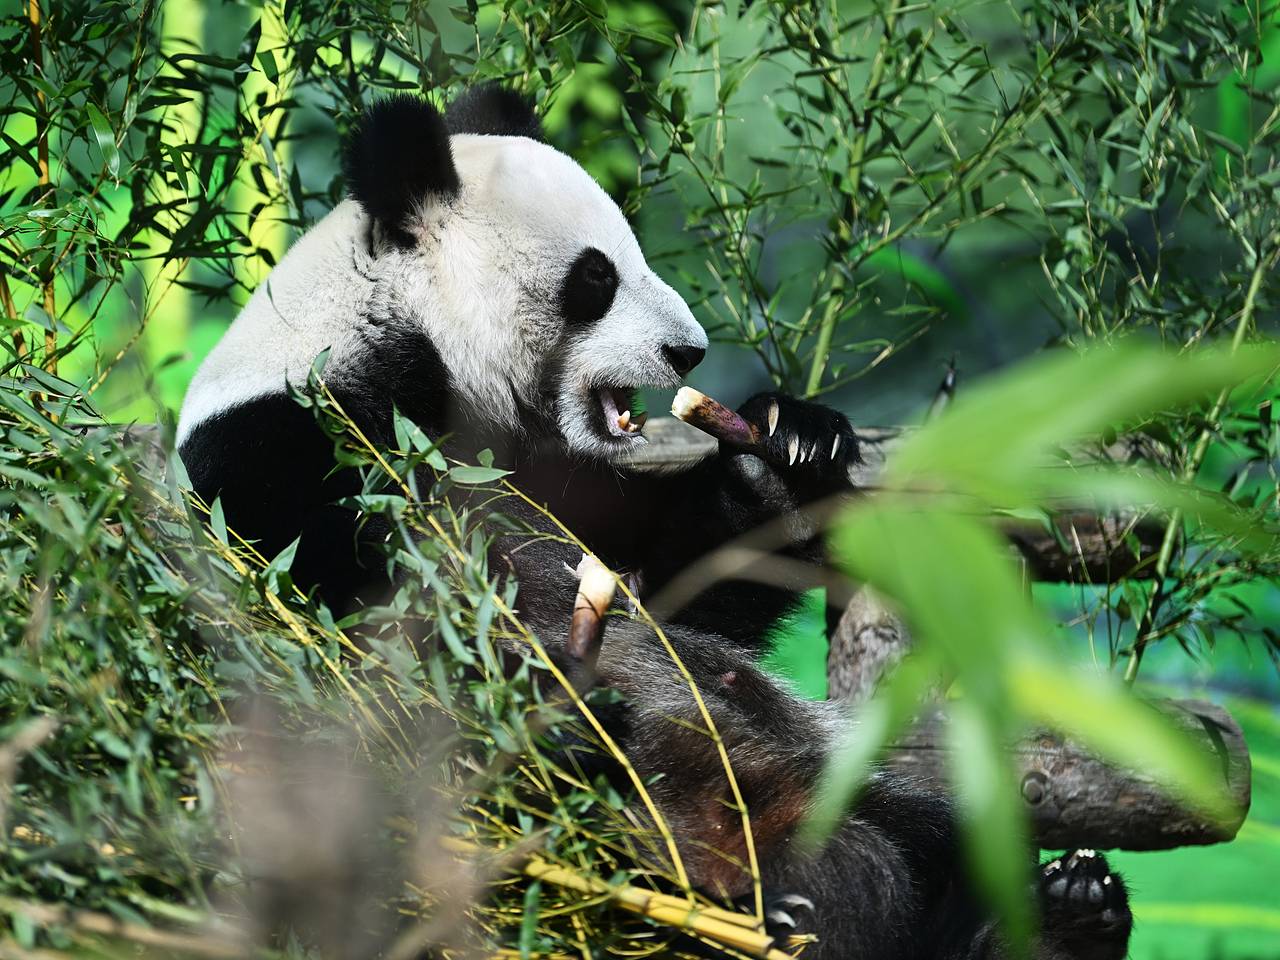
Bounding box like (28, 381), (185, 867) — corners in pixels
(1039, 849), (1132, 943)
(737, 393), (859, 480)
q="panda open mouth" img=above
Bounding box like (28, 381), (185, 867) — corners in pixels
(595, 386), (648, 441)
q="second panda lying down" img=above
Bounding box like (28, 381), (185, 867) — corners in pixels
(176, 85), (1133, 960)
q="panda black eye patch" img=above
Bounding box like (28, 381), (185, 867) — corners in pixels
(560, 247), (619, 328)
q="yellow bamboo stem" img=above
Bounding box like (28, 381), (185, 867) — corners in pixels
(441, 838), (791, 960)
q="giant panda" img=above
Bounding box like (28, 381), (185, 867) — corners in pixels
(177, 85), (1133, 960)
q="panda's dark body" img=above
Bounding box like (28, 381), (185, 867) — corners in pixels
(177, 87), (1133, 960)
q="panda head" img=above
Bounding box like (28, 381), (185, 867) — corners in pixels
(341, 86), (708, 460)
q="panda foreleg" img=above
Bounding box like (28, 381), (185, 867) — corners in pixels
(625, 392), (860, 651)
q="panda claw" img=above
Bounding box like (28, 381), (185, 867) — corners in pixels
(787, 435), (799, 465)
(774, 893), (815, 912)
(766, 909), (796, 930)
(752, 891), (816, 940)
(767, 401), (779, 437)
(831, 434), (841, 460)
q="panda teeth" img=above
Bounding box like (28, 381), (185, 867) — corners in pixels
(616, 410), (645, 434)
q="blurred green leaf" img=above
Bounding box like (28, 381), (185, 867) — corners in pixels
(949, 700), (1033, 954)
(888, 342), (1280, 504)
(802, 649), (939, 848)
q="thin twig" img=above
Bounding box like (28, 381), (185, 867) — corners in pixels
(1124, 253), (1272, 684)
(803, 2), (899, 397)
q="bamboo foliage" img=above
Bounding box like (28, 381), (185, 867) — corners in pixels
(1, 3), (1279, 958)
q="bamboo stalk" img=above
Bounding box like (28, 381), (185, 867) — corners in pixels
(0, 274), (25, 360)
(802, 4), (899, 397)
(27, 0), (56, 374)
(440, 838), (790, 959)
(671, 387), (761, 450)
(567, 554), (617, 666)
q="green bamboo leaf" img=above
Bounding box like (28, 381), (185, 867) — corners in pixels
(85, 102), (119, 177)
(948, 700), (1033, 955)
(262, 536), (298, 594)
(209, 498), (227, 544)
(436, 597), (476, 666)
(830, 500), (1040, 668)
(450, 465), (512, 485)
(1035, 468), (1278, 555)
(519, 879), (542, 960)
(887, 342), (1280, 504)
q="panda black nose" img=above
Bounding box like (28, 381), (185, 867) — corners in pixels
(663, 344), (706, 376)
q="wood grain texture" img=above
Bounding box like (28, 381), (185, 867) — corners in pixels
(884, 701), (1251, 851)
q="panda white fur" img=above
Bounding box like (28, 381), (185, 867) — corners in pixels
(179, 97), (704, 462)
(178, 86), (1133, 960)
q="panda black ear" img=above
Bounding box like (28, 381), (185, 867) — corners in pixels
(445, 83), (544, 141)
(342, 95), (460, 243)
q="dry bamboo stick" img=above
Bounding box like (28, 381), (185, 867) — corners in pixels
(440, 838), (789, 959)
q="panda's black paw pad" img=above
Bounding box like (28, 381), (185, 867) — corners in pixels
(736, 393), (859, 478)
(1039, 849), (1131, 934)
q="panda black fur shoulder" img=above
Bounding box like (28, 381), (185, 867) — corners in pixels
(178, 86), (1133, 960)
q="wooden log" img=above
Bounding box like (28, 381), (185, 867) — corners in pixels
(1000, 512), (1165, 582)
(829, 591), (1252, 850)
(827, 586), (910, 703)
(884, 700), (1251, 851)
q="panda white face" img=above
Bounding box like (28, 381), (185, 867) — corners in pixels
(348, 90), (707, 462)
(450, 134), (706, 458)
